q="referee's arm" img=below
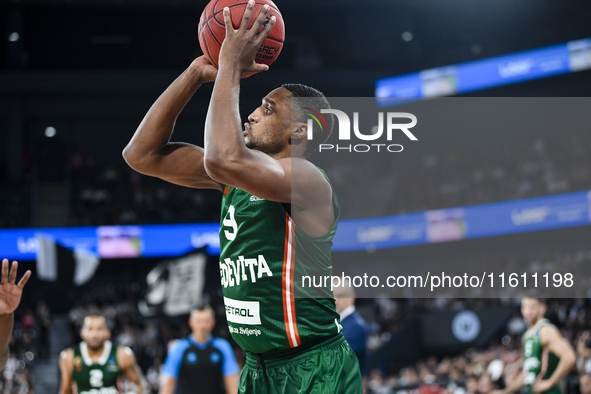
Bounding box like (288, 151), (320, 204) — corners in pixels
(159, 340), (185, 394)
(216, 339), (240, 394)
(159, 375), (177, 394)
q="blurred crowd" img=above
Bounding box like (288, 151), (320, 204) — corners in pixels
(325, 132), (591, 219)
(367, 298), (591, 394)
(1, 130), (590, 229)
(1, 300), (51, 394)
(68, 152), (221, 227)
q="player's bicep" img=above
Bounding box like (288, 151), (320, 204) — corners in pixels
(542, 326), (575, 359)
(205, 149), (291, 201)
(130, 142), (222, 190)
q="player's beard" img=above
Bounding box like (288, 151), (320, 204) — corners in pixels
(86, 341), (105, 351)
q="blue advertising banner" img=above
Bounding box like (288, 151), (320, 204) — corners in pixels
(375, 38), (591, 107)
(1, 191), (589, 260)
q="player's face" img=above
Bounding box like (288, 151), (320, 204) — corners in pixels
(521, 298), (545, 327)
(244, 87), (292, 154)
(80, 317), (111, 350)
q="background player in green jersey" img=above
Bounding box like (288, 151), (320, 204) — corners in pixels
(0, 259), (31, 370)
(123, 2), (363, 392)
(498, 298), (575, 394)
(59, 315), (147, 394)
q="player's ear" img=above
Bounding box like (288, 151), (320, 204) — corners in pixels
(291, 121), (308, 141)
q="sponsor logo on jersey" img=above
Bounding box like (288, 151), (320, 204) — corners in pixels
(228, 325), (262, 337)
(219, 254), (273, 288)
(250, 195), (265, 201)
(224, 297), (261, 325)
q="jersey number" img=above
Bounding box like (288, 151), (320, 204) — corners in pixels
(89, 369), (103, 387)
(223, 205), (238, 241)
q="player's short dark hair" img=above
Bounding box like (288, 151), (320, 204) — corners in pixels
(281, 83), (334, 157)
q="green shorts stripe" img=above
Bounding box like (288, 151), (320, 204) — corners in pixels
(238, 334), (363, 394)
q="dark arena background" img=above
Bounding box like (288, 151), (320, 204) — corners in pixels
(1, 1), (591, 393)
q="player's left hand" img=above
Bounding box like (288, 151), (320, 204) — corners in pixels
(532, 379), (554, 393)
(219, 0), (276, 75)
(0, 259), (31, 315)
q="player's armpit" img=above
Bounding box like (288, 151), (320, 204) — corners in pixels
(58, 349), (74, 394)
(124, 142), (222, 190)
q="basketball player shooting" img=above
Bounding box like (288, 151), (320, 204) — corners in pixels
(123, 1), (363, 392)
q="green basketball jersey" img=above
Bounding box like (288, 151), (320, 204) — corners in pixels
(523, 319), (561, 394)
(219, 169), (341, 355)
(72, 341), (121, 394)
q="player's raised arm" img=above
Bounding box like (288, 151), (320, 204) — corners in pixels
(123, 56), (222, 190)
(118, 347), (148, 394)
(532, 325), (576, 393)
(58, 349), (74, 394)
(0, 259), (31, 370)
(203, 4), (329, 208)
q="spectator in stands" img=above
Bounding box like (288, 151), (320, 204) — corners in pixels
(334, 283), (369, 379)
(579, 374), (591, 394)
(576, 331), (591, 375)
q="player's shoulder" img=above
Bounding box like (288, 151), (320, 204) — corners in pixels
(539, 321), (562, 342)
(116, 345), (137, 366)
(60, 347), (74, 359)
(59, 348), (75, 368)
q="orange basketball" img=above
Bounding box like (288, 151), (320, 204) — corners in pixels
(198, 0), (285, 69)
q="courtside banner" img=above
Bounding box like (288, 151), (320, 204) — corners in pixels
(1, 190), (588, 259)
(291, 97), (591, 298)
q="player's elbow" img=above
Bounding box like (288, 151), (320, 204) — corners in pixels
(565, 347), (577, 369)
(123, 144), (153, 175)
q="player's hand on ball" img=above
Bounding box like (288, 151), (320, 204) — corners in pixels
(0, 259), (31, 315)
(219, 0), (276, 75)
(190, 56), (219, 83)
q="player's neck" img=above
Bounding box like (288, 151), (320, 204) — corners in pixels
(528, 317), (545, 329)
(86, 344), (105, 359)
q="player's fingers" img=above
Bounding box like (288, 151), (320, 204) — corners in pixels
(1, 259), (8, 283)
(239, 0), (255, 31)
(17, 270), (32, 289)
(250, 63), (269, 73)
(9, 261), (18, 284)
(255, 14), (276, 44)
(223, 7), (234, 35)
(250, 5), (270, 38)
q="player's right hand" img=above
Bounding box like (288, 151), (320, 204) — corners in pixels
(190, 55), (219, 83)
(0, 259), (31, 315)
